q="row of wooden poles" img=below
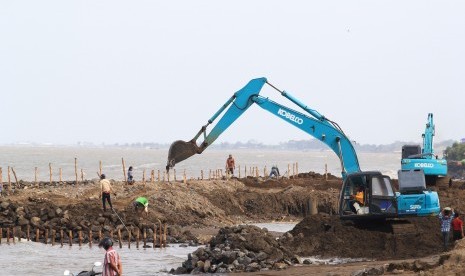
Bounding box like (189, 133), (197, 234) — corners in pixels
(0, 223), (169, 249)
(0, 158), (310, 190)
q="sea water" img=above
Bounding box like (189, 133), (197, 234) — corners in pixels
(0, 146), (401, 182)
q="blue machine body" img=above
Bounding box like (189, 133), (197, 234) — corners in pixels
(166, 78), (440, 219)
(401, 113), (448, 177)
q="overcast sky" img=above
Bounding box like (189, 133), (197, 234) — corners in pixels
(1, 1), (464, 146)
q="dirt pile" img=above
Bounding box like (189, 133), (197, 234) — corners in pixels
(282, 214), (443, 260)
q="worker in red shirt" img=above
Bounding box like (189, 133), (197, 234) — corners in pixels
(452, 212), (464, 241)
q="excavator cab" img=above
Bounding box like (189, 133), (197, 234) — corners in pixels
(339, 172), (398, 219)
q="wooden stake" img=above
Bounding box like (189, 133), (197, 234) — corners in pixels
(60, 229), (64, 246)
(7, 166), (11, 193)
(151, 170), (154, 185)
(201, 170), (204, 180)
(59, 168), (62, 183)
(173, 169), (176, 181)
(69, 230), (73, 246)
(292, 163), (295, 178)
(81, 169), (84, 182)
(0, 228), (2, 244)
(288, 164), (291, 179)
(183, 170), (186, 184)
(99, 230), (102, 241)
(51, 230), (56, 246)
(89, 229), (93, 246)
(36, 228), (39, 242)
(143, 169), (146, 184)
(18, 226), (21, 242)
(244, 166), (247, 177)
(153, 224), (156, 247)
(143, 228), (147, 248)
(34, 167), (38, 187)
(238, 165), (241, 178)
(74, 158), (78, 184)
(7, 228), (10, 244)
(12, 227), (16, 244)
(122, 158), (127, 183)
(163, 224), (167, 247)
(296, 162), (299, 177)
(49, 163), (52, 184)
(78, 230), (82, 246)
(27, 225), (30, 241)
(11, 167), (18, 187)
(136, 228), (140, 249)
(99, 161), (102, 176)
(128, 229), (131, 249)
(118, 229), (122, 249)
(45, 229), (48, 244)
(325, 163), (328, 181)
(159, 222), (162, 247)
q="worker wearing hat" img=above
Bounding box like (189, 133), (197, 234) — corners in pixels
(439, 207), (455, 250)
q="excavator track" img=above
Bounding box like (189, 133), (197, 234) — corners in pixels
(389, 219), (418, 235)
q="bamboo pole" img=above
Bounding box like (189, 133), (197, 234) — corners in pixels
(27, 225), (30, 241)
(34, 167), (38, 187)
(49, 163), (52, 184)
(51, 230), (55, 246)
(78, 230), (82, 246)
(81, 169), (84, 182)
(244, 166), (247, 177)
(136, 228), (140, 249)
(99, 230), (102, 241)
(36, 228), (39, 242)
(60, 229), (64, 246)
(7, 228), (10, 244)
(122, 158), (127, 184)
(18, 226), (21, 242)
(59, 168), (62, 183)
(238, 165), (241, 178)
(118, 229), (122, 249)
(293, 163), (295, 178)
(89, 229), (92, 247)
(208, 169), (211, 180)
(45, 229), (48, 244)
(74, 158), (78, 184)
(296, 162), (299, 177)
(69, 230), (73, 246)
(12, 227), (16, 244)
(99, 161), (102, 176)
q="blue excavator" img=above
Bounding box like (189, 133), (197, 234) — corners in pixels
(401, 113), (448, 184)
(166, 78), (440, 220)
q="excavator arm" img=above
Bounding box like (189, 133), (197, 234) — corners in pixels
(166, 77), (360, 177)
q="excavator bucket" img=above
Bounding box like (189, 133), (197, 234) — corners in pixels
(166, 140), (200, 171)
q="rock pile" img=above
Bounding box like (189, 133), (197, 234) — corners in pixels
(170, 225), (294, 274)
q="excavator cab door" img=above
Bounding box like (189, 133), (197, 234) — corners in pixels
(339, 172), (397, 220)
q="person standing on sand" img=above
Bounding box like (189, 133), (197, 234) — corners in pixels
(226, 154), (235, 176)
(99, 237), (123, 276)
(100, 174), (115, 212)
(439, 207), (454, 250)
(452, 212), (464, 241)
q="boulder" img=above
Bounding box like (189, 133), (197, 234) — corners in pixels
(30, 217), (41, 227)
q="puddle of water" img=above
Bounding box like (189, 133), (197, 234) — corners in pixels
(250, 222), (298, 233)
